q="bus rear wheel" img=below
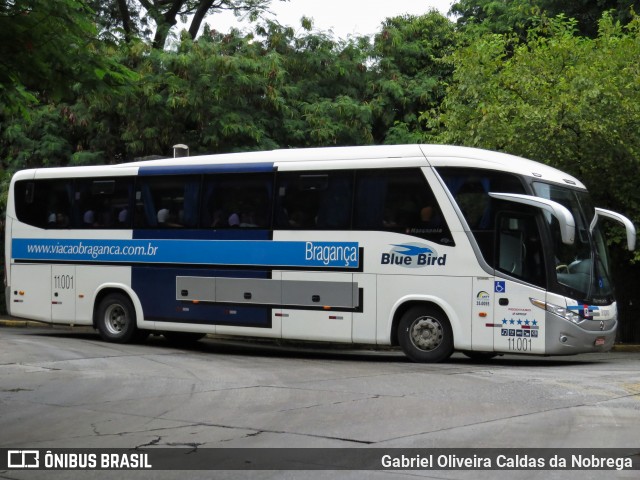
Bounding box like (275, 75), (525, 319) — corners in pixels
(96, 293), (137, 343)
(398, 306), (453, 363)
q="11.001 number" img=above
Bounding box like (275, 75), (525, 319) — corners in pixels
(508, 337), (532, 351)
(53, 275), (74, 290)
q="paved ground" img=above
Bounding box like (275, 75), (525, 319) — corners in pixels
(1, 323), (639, 480)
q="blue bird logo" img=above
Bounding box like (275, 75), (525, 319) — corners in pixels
(391, 244), (434, 256)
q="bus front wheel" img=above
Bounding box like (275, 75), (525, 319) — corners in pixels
(96, 293), (138, 343)
(398, 306), (453, 363)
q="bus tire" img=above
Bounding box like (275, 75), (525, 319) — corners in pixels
(96, 293), (138, 343)
(398, 306), (453, 363)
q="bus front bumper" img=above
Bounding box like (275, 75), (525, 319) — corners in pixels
(544, 313), (617, 355)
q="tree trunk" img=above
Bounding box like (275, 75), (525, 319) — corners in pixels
(116, 0), (135, 42)
(152, 0), (184, 49)
(189, 0), (216, 39)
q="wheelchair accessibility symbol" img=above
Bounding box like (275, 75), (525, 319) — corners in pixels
(494, 281), (506, 293)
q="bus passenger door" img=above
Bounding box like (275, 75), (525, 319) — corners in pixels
(51, 265), (76, 323)
(492, 211), (546, 355)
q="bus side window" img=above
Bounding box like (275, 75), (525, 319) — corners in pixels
(74, 178), (133, 229)
(274, 172), (353, 230)
(135, 176), (200, 229)
(496, 212), (546, 288)
(201, 173), (273, 229)
(354, 168), (454, 245)
(15, 179), (73, 229)
(437, 167), (527, 264)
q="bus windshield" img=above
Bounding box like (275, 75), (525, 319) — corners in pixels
(533, 182), (614, 304)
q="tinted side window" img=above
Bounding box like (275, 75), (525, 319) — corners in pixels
(275, 171), (353, 229)
(437, 168), (526, 229)
(15, 178), (138, 229)
(201, 173), (273, 228)
(496, 211), (546, 288)
(135, 176), (200, 228)
(75, 178), (133, 228)
(437, 168), (527, 264)
(15, 179), (73, 229)
(354, 168), (454, 245)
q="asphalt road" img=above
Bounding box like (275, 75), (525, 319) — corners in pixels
(1, 324), (639, 480)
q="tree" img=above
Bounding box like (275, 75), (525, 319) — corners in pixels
(0, 0), (132, 116)
(450, 0), (541, 36)
(370, 11), (457, 143)
(0, 0), (136, 181)
(254, 20), (373, 147)
(537, 0), (639, 37)
(451, 0), (640, 38)
(59, 19), (374, 160)
(88, 0), (148, 43)
(87, 0), (287, 48)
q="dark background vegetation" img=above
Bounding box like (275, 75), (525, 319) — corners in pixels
(1, 0), (638, 340)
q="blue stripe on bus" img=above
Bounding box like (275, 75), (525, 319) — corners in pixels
(137, 162), (274, 176)
(12, 238), (360, 269)
(132, 267), (270, 327)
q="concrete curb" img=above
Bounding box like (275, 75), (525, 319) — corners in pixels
(2, 317), (639, 352)
(611, 344), (640, 352)
(0, 318), (41, 327)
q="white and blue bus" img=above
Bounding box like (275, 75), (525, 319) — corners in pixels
(4, 145), (636, 362)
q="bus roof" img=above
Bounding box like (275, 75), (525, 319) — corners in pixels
(420, 144), (586, 189)
(14, 144), (586, 189)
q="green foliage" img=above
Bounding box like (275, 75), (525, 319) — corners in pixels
(0, 0), (136, 116)
(451, 0), (542, 37)
(537, 0), (639, 37)
(61, 20), (374, 159)
(257, 21), (374, 146)
(0, 0), (91, 114)
(1, 104), (75, 170)
(371, 12), (457, 143)
(451, 0), (640, 38)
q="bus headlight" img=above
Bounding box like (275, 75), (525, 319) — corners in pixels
(530, 298), (582, 324)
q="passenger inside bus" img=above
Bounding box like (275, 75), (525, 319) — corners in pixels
(419, 205), (443, 228)
(157, 207), (181, 227)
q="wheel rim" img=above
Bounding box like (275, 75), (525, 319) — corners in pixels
(104, 304), (127, 336)
(409, 316), (444, 352)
